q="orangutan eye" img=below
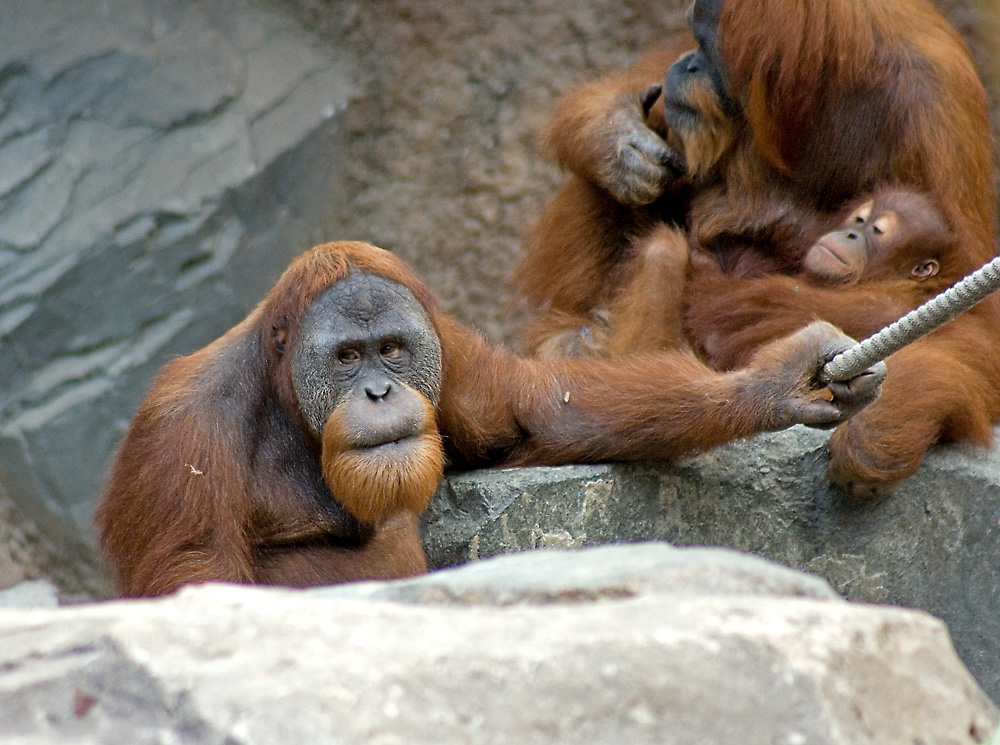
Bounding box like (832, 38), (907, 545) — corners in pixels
(849, 201), (873, 225)
(337, 348), (361, 364)
(380, 342), (402, 359)
(872, 213), (896, 239)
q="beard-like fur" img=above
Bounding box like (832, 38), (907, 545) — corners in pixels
(321, 396), (445, 526)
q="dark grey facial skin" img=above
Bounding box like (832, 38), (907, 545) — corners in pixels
(291, 273), (443, 440)
(688, 0), (723, 61)
(664, 0), (737, 126)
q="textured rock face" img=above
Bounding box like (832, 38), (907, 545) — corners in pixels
(0, 545), (996, 745)
(0, 0), (355, 592)
(424, 425), (1000, 704)
(934, 0), (1000, 138)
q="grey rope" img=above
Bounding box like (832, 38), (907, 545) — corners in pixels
(819, 254), (1000, 383)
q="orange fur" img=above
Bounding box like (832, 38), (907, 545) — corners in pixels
(322, 391), (444, 526)
(98, 241), (883, 597)
(684, 190), (962, 370)
(96, 241), (446, 597)
(513, 0), (1000, 496)
(255, 511), (428, 587)
(606, 225), (691, 356)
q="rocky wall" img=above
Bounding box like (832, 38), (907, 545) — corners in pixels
(424, 425), (1000, 702)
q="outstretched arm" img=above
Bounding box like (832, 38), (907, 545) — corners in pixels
(435, 317), (884, 467)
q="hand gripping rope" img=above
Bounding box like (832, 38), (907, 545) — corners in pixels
(819, 254), (1000, 383)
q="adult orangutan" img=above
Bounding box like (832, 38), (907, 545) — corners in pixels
(513, 0), (1000, 497)
(95, 241), (883, 597)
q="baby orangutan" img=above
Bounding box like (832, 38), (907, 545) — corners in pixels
(803, 190), (950, 287)
(683, 189), (959, 369)
(574, 189), (958, 362)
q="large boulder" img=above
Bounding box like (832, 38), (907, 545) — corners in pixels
(0, 544), (995, 744)
(424, 424), (1000, 704)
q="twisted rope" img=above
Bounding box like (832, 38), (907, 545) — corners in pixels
(819, 254), (1000, 383)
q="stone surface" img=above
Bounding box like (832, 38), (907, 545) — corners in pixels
(424, 424), (1000, 704)
(322, 541), (841, 606)
(0, 579), (60, 609)
(0, 545), (995, 745)
(934, 0), (1000, 140)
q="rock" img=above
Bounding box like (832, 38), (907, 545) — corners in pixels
(0, 580), (60, 609)
(0, 0), (355, 586)
(319, 541), (840, 605)
(424, 424), (1000, 704)
(0, 545), (995, 745)
(0, 481), (99, 601)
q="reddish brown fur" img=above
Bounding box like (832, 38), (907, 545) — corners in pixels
(513, 0), (1000, 496)
(96, 243), (448, 597)
(513, 47), (688, 349)
(98, 242), (879, 595)
(322, 391), (444, 526)
(684, 190), (962, 369)
(255, 512), (429, 588)
(605, 224), (693, 356)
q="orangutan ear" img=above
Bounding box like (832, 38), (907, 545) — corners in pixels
(273, 324), (288, 355)
(910, 259), (940, 281)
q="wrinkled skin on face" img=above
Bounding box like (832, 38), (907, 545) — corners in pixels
(291, 273), (445, 526)
(292, 273), (442, 437)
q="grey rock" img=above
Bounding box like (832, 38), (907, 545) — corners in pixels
(315, 541), (840, 606)
(0, 546), (995, 745)
(0, 480), (100, 601)
(423, 424), (1000, 703)
(0, 579), (59, 608)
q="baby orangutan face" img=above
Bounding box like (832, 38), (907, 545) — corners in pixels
(803, 191), (952, 285)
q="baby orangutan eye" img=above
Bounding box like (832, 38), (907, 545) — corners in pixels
(871, 213), (897, 239)
(849, 201), (874, 224)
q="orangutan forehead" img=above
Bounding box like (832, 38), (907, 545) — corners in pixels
(309, 272), (428, 329)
